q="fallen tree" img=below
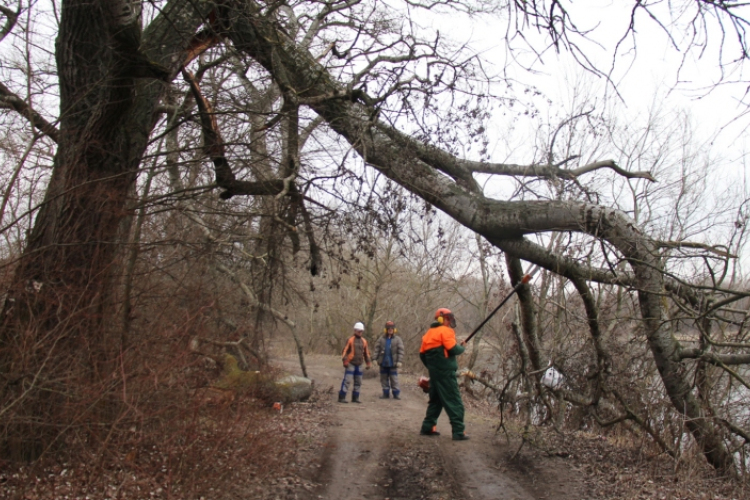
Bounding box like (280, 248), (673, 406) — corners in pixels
(1, 0), (748, 473)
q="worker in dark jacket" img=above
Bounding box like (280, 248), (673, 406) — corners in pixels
(419, 308), (469, 440)
(372, 320), (405, 399)
(339, 322), (372, 403)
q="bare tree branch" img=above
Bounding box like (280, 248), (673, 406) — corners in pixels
(182, 69), (290, 198)
(680, 349), (750, 365)
(0, 3), (20, 43)
(466, 159), (657, 182)
(0, 81), (59, 142)
(658, 241), (736, 258)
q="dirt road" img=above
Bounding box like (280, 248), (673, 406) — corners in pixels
(278, 354), (584, 500)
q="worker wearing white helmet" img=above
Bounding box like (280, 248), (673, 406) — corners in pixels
(339, 322), (372, 403)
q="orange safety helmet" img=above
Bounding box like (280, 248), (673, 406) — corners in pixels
(384, 320), (397, 334)
(434, 308), (456, 328)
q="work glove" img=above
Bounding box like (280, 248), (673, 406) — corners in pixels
(366, 363), (372, 370)
(396, 362), (403, 369)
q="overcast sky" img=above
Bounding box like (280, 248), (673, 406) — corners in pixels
(419, 1), (750, 164)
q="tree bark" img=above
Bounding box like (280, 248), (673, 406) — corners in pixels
(506, 254), (542, 372)
(0, 0), (210, 460)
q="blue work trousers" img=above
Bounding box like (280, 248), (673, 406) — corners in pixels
(379, 366), (400, 397)
(339, 364), (364, 399)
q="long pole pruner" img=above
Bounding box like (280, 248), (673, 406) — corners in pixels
(464, 273), (532, 344)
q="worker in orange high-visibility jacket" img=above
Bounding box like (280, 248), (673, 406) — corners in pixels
(419, 308), (469, 440)
(339, 322), (372, 403)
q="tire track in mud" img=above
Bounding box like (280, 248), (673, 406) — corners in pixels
(279, 354), (580, 500)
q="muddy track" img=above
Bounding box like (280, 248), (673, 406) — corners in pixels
(278, 354), (583, 500)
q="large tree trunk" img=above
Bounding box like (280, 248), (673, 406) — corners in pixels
(223, 1), (734, 471)
(0, 0), (208, 460)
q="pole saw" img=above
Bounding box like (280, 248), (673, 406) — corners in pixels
(418, 273), (532, 393)
(463, 273), (532, 344)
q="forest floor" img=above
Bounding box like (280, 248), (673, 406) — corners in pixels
(1, 354), (747, 499)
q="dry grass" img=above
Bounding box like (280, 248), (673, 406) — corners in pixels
(465, 397), (749, 500)
(0, 387), (333, 500)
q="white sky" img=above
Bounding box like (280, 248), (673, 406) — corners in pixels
(419, 1), (750, 162)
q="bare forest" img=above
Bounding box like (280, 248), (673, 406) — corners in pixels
(1, 0), (750, 498)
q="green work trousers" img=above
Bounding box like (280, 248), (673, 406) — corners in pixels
(420, 368), (464, 437)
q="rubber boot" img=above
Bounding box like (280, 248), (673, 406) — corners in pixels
(393, 391), (401, 400)
(420, 426), (440, 436)
(352, 393), (362, 404)
(379, 390), (390, 399)
(338, 393), (348, 403)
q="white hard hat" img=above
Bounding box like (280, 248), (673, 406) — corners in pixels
(353, 322), (365, 331)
